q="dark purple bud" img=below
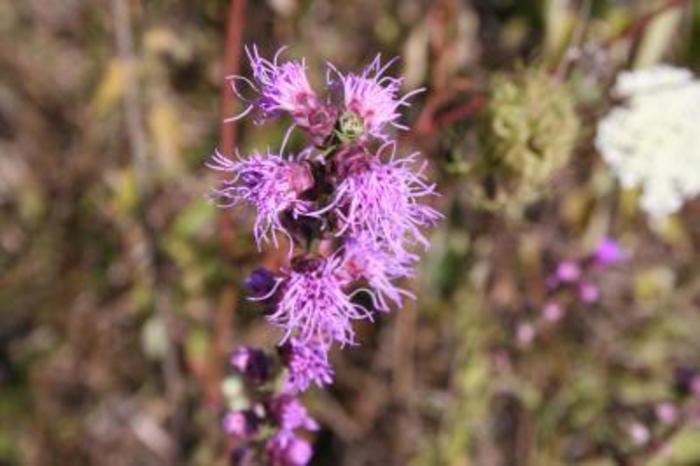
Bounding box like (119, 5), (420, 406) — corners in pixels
(230, 446), (254, 466)
(245, 268), (278, 299)
(230, 346), (270, 384)
(223, 410), (259, 439)
(673, 367), (698, 395)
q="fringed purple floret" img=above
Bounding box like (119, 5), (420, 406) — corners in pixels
(227, 46), (336, 145)
(268, 256), (372, 347)
(279, 337), (334, 393)
(328, 54), (424, 141)
(207, 150), (314, 249)
(324, 142), (442, 256)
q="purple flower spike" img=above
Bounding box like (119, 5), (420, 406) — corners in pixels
(594, 237), (627, 266)
(279, 337), (334, 392)
(328, 55), (424, 141)
(268, 256), (372, 347)
(323, 143), (441, 256)
(266, 432), (313, 466)
(207, 150), (314, 250)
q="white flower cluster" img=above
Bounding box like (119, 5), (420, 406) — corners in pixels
(595, 65), (700, 219)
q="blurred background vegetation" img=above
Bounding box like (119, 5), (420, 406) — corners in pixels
(1, 0), (700, 465)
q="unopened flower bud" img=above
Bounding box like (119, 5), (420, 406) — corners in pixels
(230, 346), (270, 384)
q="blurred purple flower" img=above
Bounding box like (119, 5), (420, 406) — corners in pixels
(594, 237), (627, 266)
(207, 150), (315, 250)
(268, 394), (319, 432)
(578, 282), (600, 304)
(328, 55), (423, 141)
(655, 402), (678, 424)
(268, 255), (372, 346)
(555, 260), (582, 283)
(279, 337), (334, 392)
(542, 301), (564, 322)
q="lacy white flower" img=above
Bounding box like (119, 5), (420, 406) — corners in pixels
(595, 65), (700, 219)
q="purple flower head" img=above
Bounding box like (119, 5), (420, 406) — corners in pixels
(267, 255), (371, 347)
(229, 346), (270, 384)
(245, 268), (281, 300)
(268, 394), (319, 432)
(227, 46), (313, 120)
(320, 143), (441, 256)
(223, 410), (259, 439)
(266, 431), (313, 466)
(594, 237), (628, 266)
(279, 337), (334, 393)
(207, 150), (315, 250)
(339, 233), (416, 312)
(328, 55), (423, 141)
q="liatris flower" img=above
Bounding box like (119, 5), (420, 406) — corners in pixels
(328, 55), (423, 141)
(212, 44), (440, 461)
(279, 337), (334, 393)
(267, 255), (371, 347)
(207, 150), (315, 249)
(323, 142), (441, 256)
(595, 65), (700, 219)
